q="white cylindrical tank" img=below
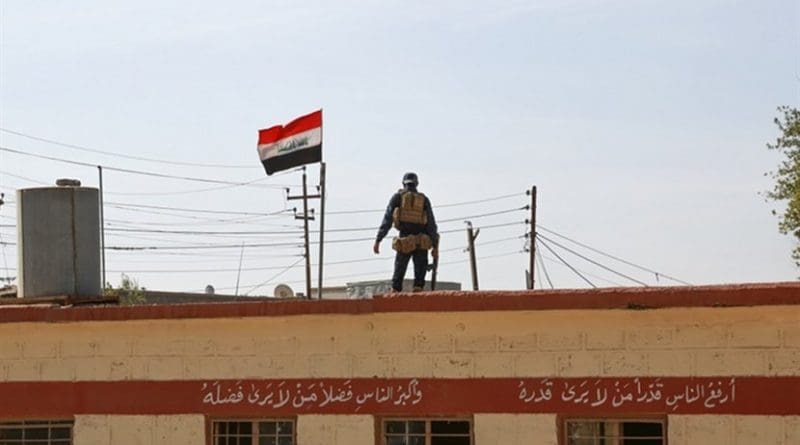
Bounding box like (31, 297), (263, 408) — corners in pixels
(17, 183), (101, 298)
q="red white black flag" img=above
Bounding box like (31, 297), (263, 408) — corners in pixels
(257, 110), (322, 175)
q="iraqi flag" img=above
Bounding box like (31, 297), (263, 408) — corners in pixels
(257, 110), (322, 175)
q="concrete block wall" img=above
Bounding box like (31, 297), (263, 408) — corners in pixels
(0, 305), (797, 381)
(68, 413), (800, 445)
(0, 304), (797, 444)
(73, 415), (204, 445)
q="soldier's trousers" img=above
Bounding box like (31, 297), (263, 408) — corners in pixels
(392, 249), (428, 291)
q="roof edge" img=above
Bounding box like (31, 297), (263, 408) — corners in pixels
(0, 282), (798, 324)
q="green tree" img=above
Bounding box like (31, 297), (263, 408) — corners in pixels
(104, 273), (147, 305)
(766, 106), (800, 265)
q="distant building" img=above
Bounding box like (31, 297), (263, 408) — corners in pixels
(313, 279), (462, 299)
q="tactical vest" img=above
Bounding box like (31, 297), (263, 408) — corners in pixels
(392, 190), (427, 229)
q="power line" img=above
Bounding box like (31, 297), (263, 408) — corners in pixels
(107, 262), (304, 274)
(0, 170), (49, 186)
(104, 216), (295, 228)
(0, 128), (260, 169)
(105, 205), (294, 225)
(97, 208), (526, 236)
(1, 174), (525, 219)
(244, 257), (306, 296)
(534, 239), (554, 289)
(537, 233), (649, 287)
(326, 191), (527, 215)
(106, 251), (302, 263)
(538, 251), (624, 287)
(536, 224), (691, 285)
(107, 249), (302, 258)
(537, 237), (596, 288)
(107, 201), (292, 217)
(105, 235), (526, 273)
(0, 178), (257, 198)
(0, 146), (292, 189)
(207, 249), (523, 293)
(438, 206), (527, 223)
(91, 220), (526, 250)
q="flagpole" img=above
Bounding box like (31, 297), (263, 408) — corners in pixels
(317, 162), (326, 299)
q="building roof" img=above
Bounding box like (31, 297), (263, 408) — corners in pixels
(0, 281), (797, 324)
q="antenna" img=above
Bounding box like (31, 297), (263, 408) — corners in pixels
(274, 284), (295, 299)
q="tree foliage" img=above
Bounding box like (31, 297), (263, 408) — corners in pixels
(104, 273), (146, 305)
(766, 106), (800, 265)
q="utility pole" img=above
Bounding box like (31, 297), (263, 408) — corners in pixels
(465, 221), (480, 290)
(98, 166), (106, 290)
(287, 167), (320, 299)
(527, 186), (537, 290)
(235, 242), (245, 296)
(317, 162), (326, 299)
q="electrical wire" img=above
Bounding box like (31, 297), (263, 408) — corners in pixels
(438, 206), (527, 223)
(105, 205), (294, 226)
(105, 235), (526, 273)
(2, 173), (525, 220)
(537, 233), (649, 287)
(538, 251), (624, 287)
(0, 170), (50, 186)
(96, 220), (525, 250)
(0, 128), (261, 169)
(537, 237), (596, 288)
(206, 249), (524, 293)
(326, 191), (527, 215)
(0, 146), (292, 189)
(243, 256), (306, 296)
(97, 208), (526, 236)
(107, 201), (292, 217)
(536, 224), (691, 285)
(106, 263), (304, 274)
(534, 239), (554, 289)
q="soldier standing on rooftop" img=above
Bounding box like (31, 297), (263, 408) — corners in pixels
(373, 172), (439, 292)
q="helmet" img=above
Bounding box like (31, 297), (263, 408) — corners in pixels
(402, 172), (419, 186)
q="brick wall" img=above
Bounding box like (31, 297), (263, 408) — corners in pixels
(0, 303), (797, 444)
(0, 305), (797, 381)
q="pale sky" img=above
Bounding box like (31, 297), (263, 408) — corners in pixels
(1, 0), (799, 295)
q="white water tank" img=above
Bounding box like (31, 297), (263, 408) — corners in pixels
(17, 181), (101, 298)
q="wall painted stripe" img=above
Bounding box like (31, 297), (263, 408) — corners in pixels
(0, 377), (797, 417)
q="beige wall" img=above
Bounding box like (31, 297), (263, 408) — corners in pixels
(69, 413), (800, 444)
(668, 415), (800, 445)
(474, 414), (557, 445)
(3, 305), (799, 443)
(74, 415), (204, 445)
(0, 305), (797, 381)
(297, 415), (374, 445)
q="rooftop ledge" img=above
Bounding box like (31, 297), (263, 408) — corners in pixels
(0, 282), (798, 324)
